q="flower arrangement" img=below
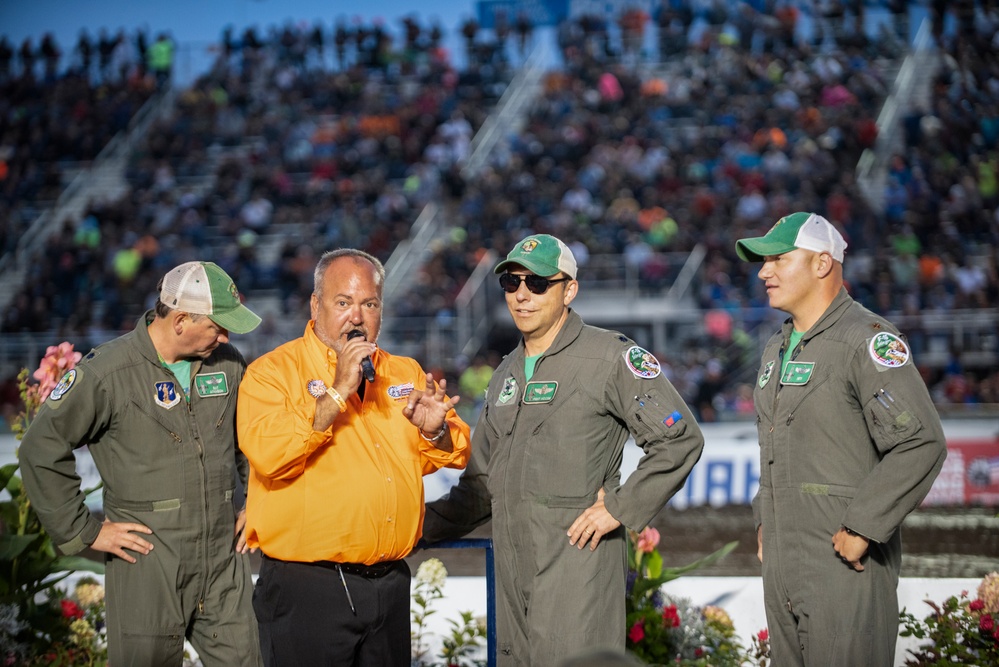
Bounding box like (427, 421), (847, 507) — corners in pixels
(899, 571), (999, 665)
(411, 557), (486, 667)
(625, 526), (764, 666)
(1, 343), (106, 665)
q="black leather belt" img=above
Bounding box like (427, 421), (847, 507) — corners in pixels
(314, 559), (401, 578)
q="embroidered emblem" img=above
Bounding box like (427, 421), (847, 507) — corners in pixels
(625, 346), (661, 379)
(523, 381), (557, 404)
(497, 377), (518, 405)
(195, 372), (229, 397)
(663, 411), (683, 427)
(520, 239), (539, 253)
(228, 282), (240, 300)
(869, 332), (910, 368)
(387, 383), (414, 400)
(155, 381), (182, 409)
(49, 369), (77, 401)
(780, 362), (815, 385)
(759, 361), (775, 388)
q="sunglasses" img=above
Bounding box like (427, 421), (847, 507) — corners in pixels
(499, 273), (570, 295)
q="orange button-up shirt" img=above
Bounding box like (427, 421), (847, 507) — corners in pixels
(237, 322), (470, 564)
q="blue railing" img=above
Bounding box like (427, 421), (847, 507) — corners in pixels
(423, 538), (496, 667)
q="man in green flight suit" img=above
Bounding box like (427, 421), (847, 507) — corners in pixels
(19, 261), (264, 667)
(736, 212), (947, 666)
(423, 234), (704, 665)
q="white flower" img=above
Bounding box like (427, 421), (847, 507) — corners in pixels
(75, 582), (105, 608)
(415, 558), (448, 589)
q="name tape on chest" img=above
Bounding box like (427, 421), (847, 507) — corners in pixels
(194, 372), (229, 397)
(523, 381), (557, 404)
(780, 361), (815, 386)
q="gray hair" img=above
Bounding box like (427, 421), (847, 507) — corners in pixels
(313, 249), (385, 298)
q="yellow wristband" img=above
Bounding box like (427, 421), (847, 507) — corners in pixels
(326, 386), (347, 412)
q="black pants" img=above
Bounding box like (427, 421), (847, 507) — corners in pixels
(253, 555), (411, 667)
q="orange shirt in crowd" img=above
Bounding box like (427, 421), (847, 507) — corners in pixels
(237, 321), (470, 565)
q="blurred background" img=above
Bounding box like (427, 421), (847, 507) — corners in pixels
(1, 0), (997, 578)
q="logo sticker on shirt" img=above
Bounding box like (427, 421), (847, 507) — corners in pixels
(869, 332), (910, 368)
(624, 346), (661, 379)
(758, 361), (775, 388)
(523, 381), (557, 404)
(780, 362), (815, 386)
(48, 369), (78, 401)
(155, 381), (182, 409)
(388, 383), (414, 400)
(195, 372), (229, 397)
(497, 377), (518, 405)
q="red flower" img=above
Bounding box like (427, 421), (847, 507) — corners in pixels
(628, 620), (645, 643)
(757, 628), (769, 642)
(663, 604), (681, 628)
(981, 614), (994, 632)
(970, 599), (985, 612)
(694, 648), (704, 658)
(60, 599), (84, 620)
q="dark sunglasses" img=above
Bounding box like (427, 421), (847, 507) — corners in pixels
(499, 273), (570, 295)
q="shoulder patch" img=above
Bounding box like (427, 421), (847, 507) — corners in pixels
(624, 346), (661, 379)
(868, 332), (910, 368)
(48, 369), (78, 402)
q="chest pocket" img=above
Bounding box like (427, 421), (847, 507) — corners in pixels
(520, 384), (594, 501)
(109, 398), (186, 501)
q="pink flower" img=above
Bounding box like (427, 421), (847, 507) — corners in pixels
(663, 604), (681, 628)
(981, 614), (994, 632)
(32, 342), (82, 402)
(636, 527), (660, 554)
(628, 620), (645, 643)
(970, 599), (985, 612)
(757, 628), (769, 642)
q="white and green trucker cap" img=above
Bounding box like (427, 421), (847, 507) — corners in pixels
(736, 212), (847, 263)
(160, 261), (262, 334)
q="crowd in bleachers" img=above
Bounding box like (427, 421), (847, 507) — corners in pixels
(2, 2), (998, 425)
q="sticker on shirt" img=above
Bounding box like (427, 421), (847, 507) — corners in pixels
(523, 381), (557, 404)
(48, 369), (78, 401)
(758, 361), (775, 388)
(663, 410), (683, 427)
(388, 383), (415, 400)
(869, 332), (910, 368)
(496, 377), (518, 405)
(780, 362), (814, 385)
(155, 381), (182, 409)
(194, 372), (229, 397)
(625, 346), (661, 379)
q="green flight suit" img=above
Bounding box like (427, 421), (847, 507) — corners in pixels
(752, 288), (946, 666)
(19, 311), (261, 667)
(424, 310), (703, 665)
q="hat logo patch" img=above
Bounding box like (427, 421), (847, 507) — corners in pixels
(625, 346), (661, 379)
(155, 381), (182, 409)
(229, 282), (239, 300)
(520, 239), (539, 253)
(869, 332), (910, 368)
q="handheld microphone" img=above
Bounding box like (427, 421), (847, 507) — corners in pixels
(347, 330), (375, 383)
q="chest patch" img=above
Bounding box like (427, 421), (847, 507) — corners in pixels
(195, 372), (229, 397)
(780, 361), (815, 385)
(155, 381), (182, 409)
(758, 361), (775, 388)
(869, 332), (910, 368)
(48, 369), (78, 401)
(624, 346), (661, 379)
(496, 377), (518, 405)
(523, 381), (557, 404)
(388, 383), (414, 400)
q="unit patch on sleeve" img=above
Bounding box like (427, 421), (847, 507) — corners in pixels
(48, 369), (78, 402)
(195, 372), (229, 397)
(624, 346), (662, 379)
(868, 332), (910, 368)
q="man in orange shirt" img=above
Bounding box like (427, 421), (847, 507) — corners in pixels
(237, 248), (471, 666)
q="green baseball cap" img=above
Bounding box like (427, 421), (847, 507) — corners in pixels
(494, 234), (578, 278)
(735, 212), (847, 263)
(160, 261), (262, 334)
